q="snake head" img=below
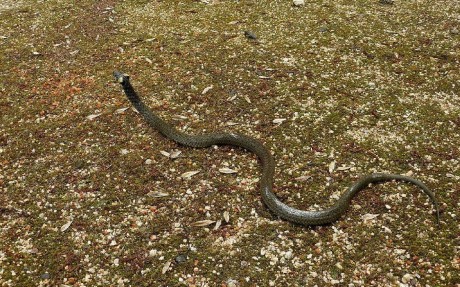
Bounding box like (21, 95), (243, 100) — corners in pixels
(113, 71), (129, 84)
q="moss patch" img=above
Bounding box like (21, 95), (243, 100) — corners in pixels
(1, 0), (458, 286)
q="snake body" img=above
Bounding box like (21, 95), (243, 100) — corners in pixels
(114, 71), (439, 226)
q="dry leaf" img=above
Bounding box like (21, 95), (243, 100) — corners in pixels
(382, 226), (392, 233)
(181, 170), (200, 179)
(170, 150), (182, 159)
(223, 211), (230, 223)
(60, 220), (73, 232)
(190, 220), (215, 227)
(214, 220), (222, 230)
(162, 261), (171, 274)
(147, 191), (169, 198)
(202, 85), (213, 95)
(404, 170), (414, 177)
(115, 107), (129, 114)
(160, 151), (170, 157)
(362, 213), (379, 222)
(328, 161), (336, 173)
(86, 113), (102, 120)
(273, 118), (286, 124)
(295, 175), (312, 181)
(336, 166), (351, 171)
(173, 115), (188, 120)
(219, 168), (238, 174)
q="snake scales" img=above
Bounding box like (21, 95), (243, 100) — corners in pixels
(114, 71), (439, 226)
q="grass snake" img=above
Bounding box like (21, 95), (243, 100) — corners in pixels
(114, 71), (439, 226)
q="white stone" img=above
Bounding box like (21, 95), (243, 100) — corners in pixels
(401, 273), (413, 283)
(293, 0), (305, 6)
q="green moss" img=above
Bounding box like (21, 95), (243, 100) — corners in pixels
(1, 0), (458, 286)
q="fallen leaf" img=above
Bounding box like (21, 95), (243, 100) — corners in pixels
(243, 95), (251, 103)
(223, 211), (230, 223)
(328, 161), (336, 174)
(115, 107), (129, 114)
(170, 150), (182, 159)
(362, 213), (379, 222)
(273, 118), (286, 124)
(173, 115), (188, 120)
(404, 170), (414, 177)
(190, 220), (215, 227)
(336, 166), (351, 171)
(214, 220), (222, 230)
(181, 170), (200, 179)
(295, 175), (312, 181)
(147, 191), (169, 198)
(60, 220), (73, 232)
(219, 168), (238, 174)
(86, 113), (102, 120)
(160, 151), (170, 157)
(202, 85), (213, 95)
(162, 261), (171, 274)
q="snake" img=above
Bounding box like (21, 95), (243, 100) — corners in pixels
(114, 71), (439, 226)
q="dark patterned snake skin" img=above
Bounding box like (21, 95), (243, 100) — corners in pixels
(114, 71), (439, 226)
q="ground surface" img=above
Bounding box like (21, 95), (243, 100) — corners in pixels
(0, 0), (459, 286)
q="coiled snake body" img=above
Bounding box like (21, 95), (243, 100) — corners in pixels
(114, 71), (439, 226)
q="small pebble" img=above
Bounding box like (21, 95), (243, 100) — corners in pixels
(40, 273), (50, 279)
(149, 249), (157, 257)
(401, 273), (413, 283)
(379, 0), (394, 4)
(226, 279), (238, 287)
(293, 0), (305, 6)
(175, 254), (187, 263)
